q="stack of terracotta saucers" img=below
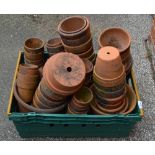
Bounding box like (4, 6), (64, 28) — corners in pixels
(99, 27), (132, 75)
(67, 86), (93, 114)
(58, 16), (96, 64)
(32, 52), (86, 113)
(91, 46), (129, 114)
(24, 38), (45, 67)
(46, 38), (64, 56)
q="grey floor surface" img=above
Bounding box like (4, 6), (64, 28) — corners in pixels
(0, 14), (155, 141)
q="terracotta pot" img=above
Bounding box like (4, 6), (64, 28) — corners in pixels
(17, 72), (40, 82)
(77, 46), (93, 58)
(67, 104), (88, 114)
(14, 81), (67, 113)
(17, 79), (38, 89)
(40, 78), (66, 101)
(71, 98), (90, 111)
(43, 52), (86, 95)
(83, 58), (93, 77)
(17, 87), (35, 103)
(93, 83), (126, 99)
(24, 38), (44, 54)
(95, 97), (126, 114)
(73, 86), (93, 106)
(93, 78), (126, 92)
(37, 83), (65, 107)
(46, 38), (64, 54)
(59, 16), (87, 34)
(93, 68), (126, 88)
(98, 27), (131, 53)
(63, 37), (92, 54)
(58, 16), (90, 39)
(95, 47), (124, 79)
(18, 64), (39, 75)
(24, 50), (44, 61)
(25, 57), (45, 66)
(61, 31), (91, 46)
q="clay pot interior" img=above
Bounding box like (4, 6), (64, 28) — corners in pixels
(47, 38), (62, 47)
(25, 38), (44, 51)
(99, 28), (131, 52)
(59, 16), (87, 34)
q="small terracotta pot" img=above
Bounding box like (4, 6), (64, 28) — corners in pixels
(67, 104), (88, 114)
(17, 87), (35, 103)
(73, 86), (93, 106)
(14, 81), (67, 113)
(63, 37), (92, 54)
(17, 79), (38, 89)
(18, 64), (39, 75)
(43, 52), (86, 95)
(58, 16), (90, 39)
(98, 27), (131, 53)
(46, 38), (64, 54)
(24, 38), (44, 54)
(95, 47), (124, 79)
(77, 46), (93, 58)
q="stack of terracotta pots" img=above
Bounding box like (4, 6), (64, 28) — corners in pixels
(83, 59), (94, 86)
(32, 52), (86, 112)
(46, 38), (64, 56)
(16, 64), (40, 110)
(99, 27), (132, 75)
(67, 86), (93, 114)
(58, 16), (96, 64)
(24, 38), (45, 67)
(91, 46), (128, 114)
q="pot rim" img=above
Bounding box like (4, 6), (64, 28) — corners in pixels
(46, 38), (62, 47)
(24, 37), (45, 51)
(58, 16), (90, 38)
(73, 86), (93, 105)
(98, 27), (131, 53)
(58, 16), (87, 34)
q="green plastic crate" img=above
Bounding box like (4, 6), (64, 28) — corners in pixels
(7, 52), (143, 138)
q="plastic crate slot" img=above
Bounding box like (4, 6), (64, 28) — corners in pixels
(64, 124), (69, 127)
(49, 124), (54, 127)
(81, 124), (86, 127)
(95, 124), (101, 127)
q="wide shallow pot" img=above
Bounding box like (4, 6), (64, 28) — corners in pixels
(95, 46), (124, 79)
(24, 38), (44, 54)
(63, 37), (93, 54)
(58, 16), (90, 40)
(14, 81), (67, 113)
(46, 38), (64, 54)
(43, 52), (86, 95)
(98, 27), (131, 53)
